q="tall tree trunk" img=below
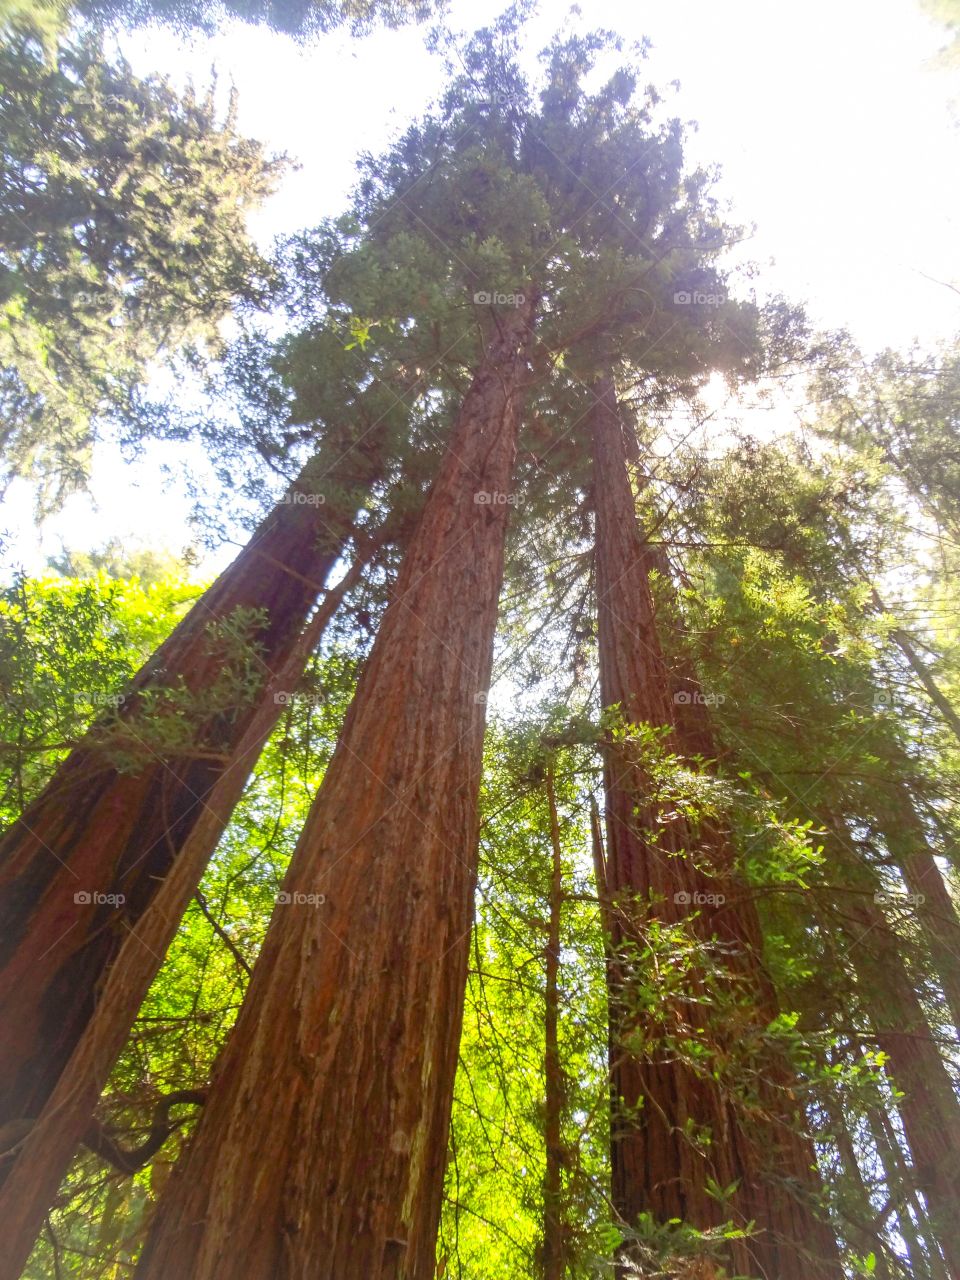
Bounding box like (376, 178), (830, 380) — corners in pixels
(0, 542), (376, 1280)
(134, 300), (535, 1280)
(591, 376), (841, 1280)
(864, 1091), (947, 1280)
(589, 793), (615, 953)
(542, 766), (566, 1280)
(823, 827), (960, 1275)
(871, 588), (960, 747)
(823, 1092), (891, 1280)
(876, 786), (960, 1040)
(630, 450), (960, 1264)
(620, 425), (723, 763)
(0, 454), (368, 1143)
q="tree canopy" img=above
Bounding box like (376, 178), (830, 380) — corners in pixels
(0, 33), (285, 509)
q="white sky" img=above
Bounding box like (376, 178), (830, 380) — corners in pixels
(3, 0), (959, 577)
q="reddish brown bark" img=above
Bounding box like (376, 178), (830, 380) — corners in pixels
(0, 460), (361, 1146)
(134, 300), (535, 1280)
(591, 377), (841, 1279)
(0, 545), (375, 1280)
(620, 425), (723, 764)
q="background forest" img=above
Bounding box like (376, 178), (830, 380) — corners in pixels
(1, 0), (960, 1277)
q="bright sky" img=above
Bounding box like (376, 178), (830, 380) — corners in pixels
(4, 0), (959, 577)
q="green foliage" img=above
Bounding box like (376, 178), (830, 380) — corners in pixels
(812, 341), (960, 541)
(0, 34), (282, 508)
(0, 0), (69, 50)
(1, 0), (438, 46)
(441, 722), (612, 1277)
(48, 539), (192, 587)
(649, 422), (960, 1274)
(0, 568), (194, 821)
(610, 1211), (757, 1279)
(99, 604), (269, 773)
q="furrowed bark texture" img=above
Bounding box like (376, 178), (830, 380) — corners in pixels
(0, 461), (357, 1142)
(591, 378), (841, 1279)
(134, 301), (535, 1280)
(0, 546), (373, 1280)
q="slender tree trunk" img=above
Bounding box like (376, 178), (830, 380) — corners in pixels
(0, 454), (369, 1144)
(824, 832), (960, 1275)
(0, 543), (376, 1280)
(865, 1094), (946, 1280)
(589, 787), (625, 1271)
(589, 794), (613, 947)
(871, 588), (960, 747)
(877, 786), (960, 1039)
(542, 767), (566, 1280)
(135, 300), (535, 1280)
(591, 376), (841, 1279)
(824, 1095), (891, 1280)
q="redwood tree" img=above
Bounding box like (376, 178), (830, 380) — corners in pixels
(591, 376), (842, 1278)
(0, 447), (367, 1145)
(875, 783), (960, 1041)
(819, 822), (960, 1275)
(0, 536), (382, 1279)
(134, 297), (536, 1280)
(653, 431), (960, 1274)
